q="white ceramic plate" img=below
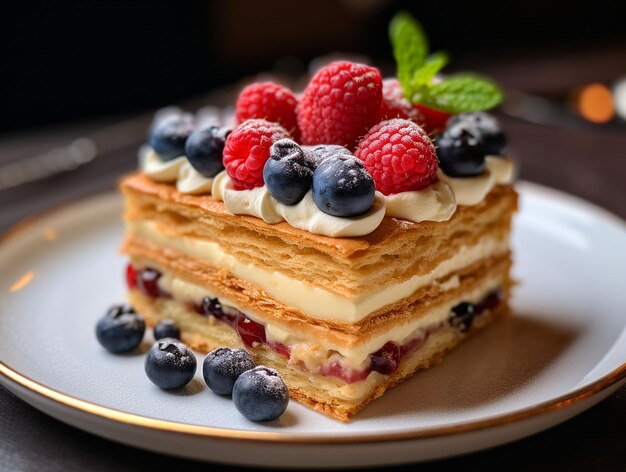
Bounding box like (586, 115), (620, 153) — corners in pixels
(1, 181), (626, 468)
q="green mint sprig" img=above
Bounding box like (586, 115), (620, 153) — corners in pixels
(389, 12), (503, 113)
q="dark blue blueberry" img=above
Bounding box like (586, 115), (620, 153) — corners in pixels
(95, 304), (145, 354)
(447, 112), (507, 156)
(232, 366), (289, 422)
(311, 154), (375, 217)
(144, 339), (197, 390)
(263, 139), (316, 205)
(449, 302), (475, 333)
(302, 144), (352, 165)
(153, 320), (180, 340)
(184, 127), (228, 178)
(436, 122), (487, 177)
(201, 297), (224, 319)
(148, 115), (195, 161)
(202, 347), (255, 396)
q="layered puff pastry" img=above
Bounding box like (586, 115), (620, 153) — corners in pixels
(120, 174), (517, 421)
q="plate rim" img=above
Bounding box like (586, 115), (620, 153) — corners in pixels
(1, 181), (626, 445)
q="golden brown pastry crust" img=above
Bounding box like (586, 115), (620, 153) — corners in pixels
(121, 173), (517, 421)
(124, 238), (511, 348)
(131, 289), (510, 422)
(121, 173), (517, 296)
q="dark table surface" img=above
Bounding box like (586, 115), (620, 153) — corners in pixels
(1, 49), (626, 471)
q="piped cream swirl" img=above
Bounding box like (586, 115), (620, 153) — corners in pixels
(384, 181), (457, 223)
(212, 171), (386, 237)
(438, 156), (514, 206)
(140, 145), (514, 236)
(140, 147), (214, 194)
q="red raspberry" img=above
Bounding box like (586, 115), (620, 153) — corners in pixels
(235, 82), (300, 141)
(380, 79), (451, 134)
(355, 118), (438, 195)
(297, 61), (382, 150)
(413, 103), (452, 134)
(381, 78), (425, 123)
(223, 119), (290, 190)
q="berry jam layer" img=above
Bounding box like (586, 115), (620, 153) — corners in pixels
(127, 264), (506, 385)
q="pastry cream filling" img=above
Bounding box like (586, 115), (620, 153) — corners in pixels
(128, 220), (510, 323)
(438, 156), (514, 206)
(212, 170), (387, 237)
(157, 271), (502, 367)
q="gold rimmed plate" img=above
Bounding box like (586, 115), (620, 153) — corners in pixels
(1, 182), (626, 468)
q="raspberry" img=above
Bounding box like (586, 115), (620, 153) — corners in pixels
(380, 78), (425, 123)
(223, 119), (290, 190)
(355, 118), (438, 195)
(380, 79), (451, 134)
(297, 61), (382, 150)
(235, 82), (300, 141)
(414, 103), (452, 135)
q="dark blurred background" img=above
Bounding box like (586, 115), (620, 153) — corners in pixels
(4, 0), (626, 132)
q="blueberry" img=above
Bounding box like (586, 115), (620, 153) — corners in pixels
(447, 112), (507, 156)
(184, 127), (228, 177)
(311, 154), (375, 217)
(148, 114), (195, 161)
(202, 347), (255, 396)
(95, 304), (145, 353)
(232, 366), (289, 422)
(449, 302), (475, 333)
(436, 122), (487, 177)
(263, 139), (316, 205)
(144, 339), (197, 389)
(302, 144), (352, 165)
(153, 320), (180, 340)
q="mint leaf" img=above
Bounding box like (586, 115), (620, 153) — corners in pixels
(412, 52), (449, 87)
(418, 74), (504, 113)
(389, 12), (428, 97)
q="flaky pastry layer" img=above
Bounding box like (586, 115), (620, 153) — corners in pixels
(131, 289), (510, 422)
(121, 173), (517, 297)
(126, 240), (512, 348)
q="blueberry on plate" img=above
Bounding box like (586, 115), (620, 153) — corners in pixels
(184, 126), (228, 178)
(311, 154), (375, 217)
(153, 319), (180, 341)
(202, 347), (255, 395)
(447, 112), (507, 156)
(95, 304), (145, 354)
(436, 122), (487, 178)
(145, 339), (197, 390)
(232, 366), (289, 422)
(263, 139), (316, 205)
(148, 114), (195, 161)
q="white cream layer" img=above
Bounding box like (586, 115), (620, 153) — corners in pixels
(128, 220), (509, 323)
(157, 270), (502, 366)
(140, 146), (513, 234)
(140, 147), (214, 195)
(212, 170), (387, 237)
(438, 156), (514, 206)
(384, 180), (457, 222)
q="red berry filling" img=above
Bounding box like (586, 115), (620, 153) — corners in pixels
(236, 313), (267, 347)
(125, 264), (137, 290)
(125, 265), (502, 384)
(136, 268), (162, 299)
(371, 341), (402, 375)
(127, 266), (163, 299)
